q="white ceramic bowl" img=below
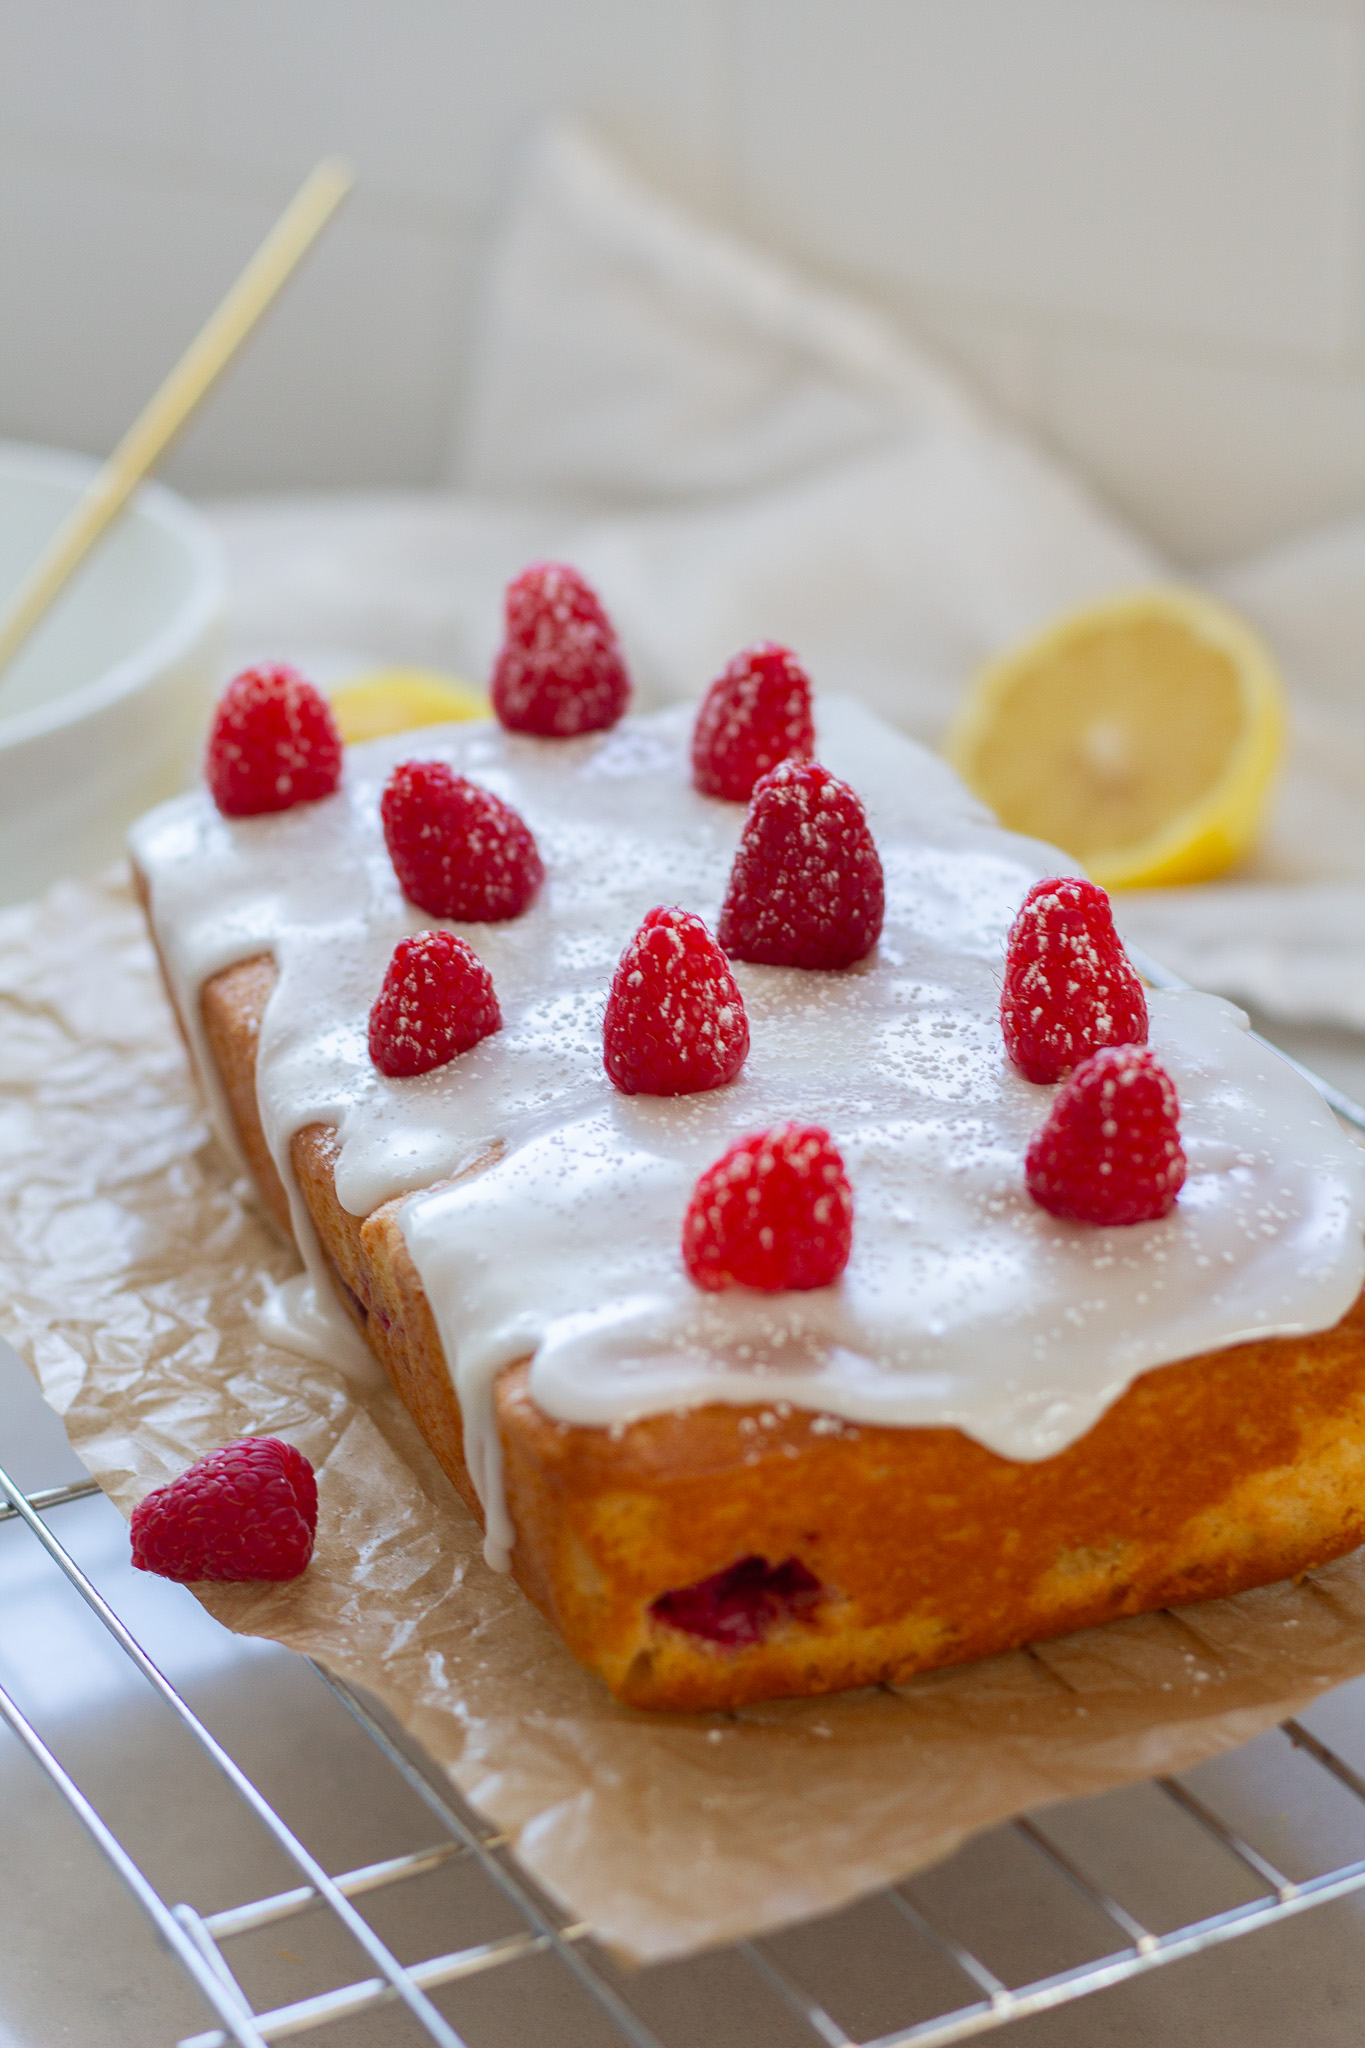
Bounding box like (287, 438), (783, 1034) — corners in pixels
(0, 442), (225, 906)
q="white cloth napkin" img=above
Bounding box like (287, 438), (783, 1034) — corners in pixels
(211, 125), (1365, 1032)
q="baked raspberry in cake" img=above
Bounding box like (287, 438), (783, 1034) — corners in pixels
(132, 653), (1365, 1710)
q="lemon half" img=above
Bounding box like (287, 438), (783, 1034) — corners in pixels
(944, 589), (1284, 888)
(329, 667), (489, 744)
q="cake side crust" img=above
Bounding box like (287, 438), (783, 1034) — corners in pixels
(200, 948), (1365, 1712)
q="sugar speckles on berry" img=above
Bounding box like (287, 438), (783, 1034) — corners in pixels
(491, 563), (630, 736)
(692, 642), (815, 801)
(683, 1123), (854, 1292)
(719, 761), (884, 970)
(369, 930), (501, 1078)
(1026, 1044), (1186, 1226)
(1002, 876), (1147, 1083)
(205, 665), (342, 817)
(604, 906), (749, 1096)
(381, 759), (543, 921)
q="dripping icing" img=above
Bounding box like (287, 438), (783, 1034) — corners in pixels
(131, 699), (1365, 1572)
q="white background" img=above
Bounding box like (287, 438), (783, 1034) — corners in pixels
(3, 0), (1365, 566)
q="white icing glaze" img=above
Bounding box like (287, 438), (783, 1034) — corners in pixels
(131, 699), (1365, 1571)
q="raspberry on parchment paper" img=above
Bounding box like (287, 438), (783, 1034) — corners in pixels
(131, 1438), (318, 1583)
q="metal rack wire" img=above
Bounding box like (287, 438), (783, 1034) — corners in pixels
(5, 1024), (1365, 2047)
(9, 1455), (1365, 2048)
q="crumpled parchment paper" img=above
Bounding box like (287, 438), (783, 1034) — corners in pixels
(5, 871), (1365, 1964)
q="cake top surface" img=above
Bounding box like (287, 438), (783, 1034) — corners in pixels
(132, 699), (1365, 1569)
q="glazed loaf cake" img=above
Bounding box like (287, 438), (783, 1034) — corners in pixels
(131, 695), (1365, 1711)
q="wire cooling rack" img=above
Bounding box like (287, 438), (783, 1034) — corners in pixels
(10, 1457), (1365, 2048)
(5, 1012), (1365, 2047)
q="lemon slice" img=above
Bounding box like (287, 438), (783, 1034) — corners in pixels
(944, 588), (1285, 888)
(329, 667), (489, 744)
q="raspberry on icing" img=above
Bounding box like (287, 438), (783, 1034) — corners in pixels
(691, 642), (815, 801)
(1025, 1044), (1187, 1226)
(683, 1123), (854, 1293)
(718, 759), (885, 970)
(603, 906), (749, 1097)
(130, 1438), (318, 1582)
(1002, 876), (1148, 1083)
(491, 562), (630, 736)
(368, 930), (501, 1078)
(381, 760), (544, 921)
(205, 664), (343, 817)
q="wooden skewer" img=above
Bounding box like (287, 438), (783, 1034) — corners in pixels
(0, 156), (354, 678)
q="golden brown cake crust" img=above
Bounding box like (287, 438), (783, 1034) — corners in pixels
(190, 943), (1365, 1712)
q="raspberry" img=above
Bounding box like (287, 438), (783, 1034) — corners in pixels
(1025, 1044), (1186, 1226)
(368, 930), (501, 1078)
(691, 642), (815, 801)
(1001, 876), (1147, 1083)
(651, 1555), (823, 1647)
(682, 1123), (853, 1292)
(491, 562), (630, 736)
(718, 761), (884, 970)
(205, 664), (342, 817)
(603, 906), (749, 1096)
(130, 1438), (317, 1582)
(381, 760), (543, 921)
